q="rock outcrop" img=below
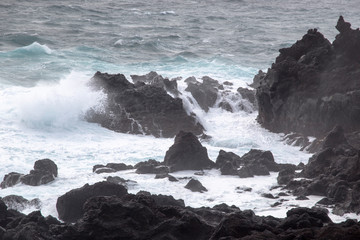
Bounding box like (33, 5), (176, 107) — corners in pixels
(1, 188), (360, 239)
(282, 126), (360, 216)
(256, 16), (360, 138)
(131, 71), (179, 96)
(56, 181), (128, 223)
(1, 159), (58, 188)
(21, 159), (58, 186)
(216, 149), (297, 178)
(86, 71), (203, 138)
(164, 131), (215, 172)
(185, 76), (223, 112)
(93, 162), (133, 174)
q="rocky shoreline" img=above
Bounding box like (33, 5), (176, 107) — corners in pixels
(1, 16), (360, 239)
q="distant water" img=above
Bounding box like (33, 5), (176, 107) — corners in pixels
(0, 0), (359, 222)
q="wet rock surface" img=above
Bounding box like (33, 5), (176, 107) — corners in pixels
(56, 181), (128, 223)
(86, 71), (203, 138)
(256, 17), (360, 138)
(282, 126), (360, 216)
(216, 149), (297, 178)
(1, 184), (360, 239)
(185, 76), (222, 112)
(93, 162), (133, 174)
(1, 159), (58, 188)
(164, 131), (215, 172)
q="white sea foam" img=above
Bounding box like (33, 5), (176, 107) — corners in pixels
(14, 71), (105, 130)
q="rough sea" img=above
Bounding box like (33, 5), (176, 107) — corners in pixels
(1, 0), (359, 222)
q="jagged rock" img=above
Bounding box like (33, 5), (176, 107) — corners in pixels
(2, 211), (60, 240)
(86, 71), (203, 138)
(185, 179), (207, 193)
(237, 87), (256, 107)
(131, 71), (179, 96)
(164, 131), (215, 172)
(58, 193), (212, 240)
(239, 149), (278, 171)
(279, 207), (332, 230)
(21, 159), (58, 186)
(210, 210), (271, 239)
(185, 76), (222, 112)
(1, 159), (58, 188)
(56, 181), (128, 223)
(256, 17), (360, 138)
(135, 159), (169, 174)
(249, 70), (266, 89)
(0, 172), (24, 189)
(2, 189), (360, 240)
(215, 150), (241, 168)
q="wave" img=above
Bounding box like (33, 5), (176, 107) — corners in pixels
(2, 71), (105, 130)
(0, 42), (53, 57)
(0, 33), (51, 48)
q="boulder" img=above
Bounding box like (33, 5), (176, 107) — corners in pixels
(135, 159), (169, 174)
(279, 207), (332, 230)
(185, 179), (208, 193)
(56, 181), (128, 223)
(215, 150), (241, 168)
(239, 149), (278, 171)
(93, 162), (133, 174)
(0, 172), (24, 189)
(164, 131), (215, 172)
(256, 17), (360, 138)
(86, 71), (203, 138)
(185, 76), (222, 112)
(1, 159), (58, 188)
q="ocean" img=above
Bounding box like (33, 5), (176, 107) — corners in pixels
(0, 0), (359, 222)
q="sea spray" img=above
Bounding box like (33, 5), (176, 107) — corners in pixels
(14, 71), (106, 130)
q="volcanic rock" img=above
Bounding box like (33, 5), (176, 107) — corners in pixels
(185, 179), (208, 193)
(0, 172), (24, 189)
(185, 76), (222, 112)
(135, 159), (169, 174)
(20, 159), (58, 186)
(131, 71), (179, 96)
(237, 87), (257, 107)
(56, 181), (128, 223)
(86, 71), (203, 138)
(216, 150), (241, 168)
(93, 162), (133, 174)
(256, 17), (360, 138)
(164, 131), (215, 172)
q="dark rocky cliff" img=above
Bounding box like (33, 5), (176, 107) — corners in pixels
(256, 16), (360, 138)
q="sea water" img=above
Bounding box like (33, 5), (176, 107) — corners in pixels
(0, 0), (359, 222)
